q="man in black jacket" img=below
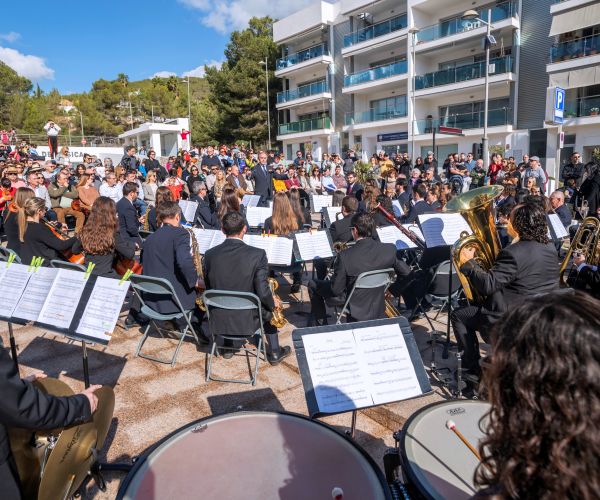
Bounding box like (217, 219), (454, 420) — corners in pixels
(117, 182), (142, 245)
(329, 195), (358, 244)
(345, 171), (363, 201)
(248, 151), (288, 206)
(0, 340), (99, 499)
(561, 152), (584, 188)
(144, 150), (167, 182)
(203, 211), (291, 364)
(400, 183), (434, 224)
(120, 145), (138, 171)
(451, 202), (559, 379)
(308, 212), (411, 324)
(190, 181), (218, 229)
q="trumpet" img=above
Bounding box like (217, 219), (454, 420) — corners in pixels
(559, 217), (600, 285)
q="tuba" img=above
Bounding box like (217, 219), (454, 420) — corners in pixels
(559, 217), (600, 285)
(185, 226), (207, 311)
(446, 185), (504, 303)
(268, 278), (287, 328)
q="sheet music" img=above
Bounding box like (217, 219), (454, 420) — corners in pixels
(392, 200), (403, 217)
(353, 324), (421, 404)
(302, 330), (372, 413)
(37, 269), (87, 329)
(246, 206), (272, 227)
(324, 206), (341, 227)
(269, 237), (294, 266)
(12, 267), (59, 321)
(76, 277), (130, 342)
(243, 234), (273, 253)
(192, 228), (225, 254)
(0, 264), (32, 318)
(241, 194), (261, 208)
(377, 226), (418, 250)
(295, 231), (333, 260)
(178, 200), (198, 223)
(310, 195), (332, 213)
(418, 213), (472, 247)
(548, 213), (568, 239)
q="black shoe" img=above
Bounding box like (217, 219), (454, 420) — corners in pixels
(124, 316), (137, 329)
(267, 346), (292, 366)
(221, 349), (235, 360)
(290, 283), (301, 293)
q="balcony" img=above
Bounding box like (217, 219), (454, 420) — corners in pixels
(416, 1), (517, 47)
(414, 108), (512, 135)
(343, 14), (408, 48)
(345, 105), (408, 127)
(564, 95), (600, 121)
(343, 60), (407, 93)
(278, 117), (332, 136)
(415, 56), (513, 91)
(276, 81), (330, 107)
(549, 34), (600, 64)
(275, 44), (332, 77)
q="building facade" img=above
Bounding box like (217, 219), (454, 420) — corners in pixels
(273, 0), (600, 178)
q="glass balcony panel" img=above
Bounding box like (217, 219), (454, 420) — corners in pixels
(344, 60), (407, 87)
(414, 108), (512, 134)
(549, 34), (600, 63)
(276, 81), (329, 104)
(564, 95), (600, 118)
(276, 44), (329, 71)
(278, 117), (331, 135)
(345, 100), (408, 125)
(343, 14), (408, 47)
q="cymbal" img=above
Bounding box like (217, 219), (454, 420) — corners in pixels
(93, 386), (115, 451)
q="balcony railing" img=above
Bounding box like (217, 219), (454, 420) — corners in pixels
(565, 95), (600, 118)
(344, 60), (407, 87)
(416, 1), (517, 44)
(345, 105), (408, 125)
(549, 34), (600, 63)
(343, 14), (408, 48)
(276, 81), (330, 104)
(415, 56), (513, 90)
(276, 43), (329, 71)
(414, 108), (512, 134)
(278, 117), (331, 135)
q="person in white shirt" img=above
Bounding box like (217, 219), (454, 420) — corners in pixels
(43, 121), (61, 159)
(99, 173), (123, 203)
(26, 168), (51, 209)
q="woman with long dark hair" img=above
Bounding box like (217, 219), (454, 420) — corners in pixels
(217, 186), (242, 226)
(3, 186), (34, 255)
(288, 188), (311, 227)
(147, 186), (175, 231)
(475, 291), (600, 499)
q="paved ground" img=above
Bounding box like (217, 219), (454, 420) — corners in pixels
(2, 277), (461, 499)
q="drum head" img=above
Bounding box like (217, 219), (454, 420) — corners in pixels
(119, 411), (390, 500)
(400, 400), (490, 500)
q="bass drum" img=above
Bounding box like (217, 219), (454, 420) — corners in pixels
(400, 400), (491, 500)
(118, 411), (391, 500)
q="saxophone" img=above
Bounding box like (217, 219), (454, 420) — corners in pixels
(268, 278), (287, 328)
(185, 226), (206, 311)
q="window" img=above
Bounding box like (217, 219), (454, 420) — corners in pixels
(370, 96), (407, 119)
(529, 129), (547, 160)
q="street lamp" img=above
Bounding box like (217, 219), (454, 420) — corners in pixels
(408, 27), (420, 161)
(181, 78), (192, 145)
(462, 8), (495, 168)
(260, 59), (272, 151)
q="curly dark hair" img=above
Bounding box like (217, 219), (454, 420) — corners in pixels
(510, 201), (549, 244)
(476, 291), (600, 499)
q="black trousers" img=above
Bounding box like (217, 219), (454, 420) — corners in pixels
(450, 306), (492, 372)
(0, 458), (22, 500)
(223, 321), (280, 354)
(47, 136), (58, 158)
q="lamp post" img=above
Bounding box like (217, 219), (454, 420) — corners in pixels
(79, 111), (84, 140)
(181, 78), (192, 145)
(462, 8), (494, 168)
(260, 59), (272, 151)
(408, 27), (420, 161)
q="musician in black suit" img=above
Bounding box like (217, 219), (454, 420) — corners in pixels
(0, 340), (100, 499)
(249, 151), (288, 206)
(189, 181), (218, 229)
(203, 211), (291, 364)
(346, 171), (363, 201)
(451, 202), (559, 380)
(572, 251), (600, 297)
(329, 195), (358, 244)
(400, 183), (434, 224)
(308, 212), (411, 324)
(117, 182), (142, 245)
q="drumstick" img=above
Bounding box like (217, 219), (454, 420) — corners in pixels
(446, 420), (482, 461)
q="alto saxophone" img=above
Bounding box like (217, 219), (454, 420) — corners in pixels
(185, 226), (206, 311)
(268, 278), (287, 328)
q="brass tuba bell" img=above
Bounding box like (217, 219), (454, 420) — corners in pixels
(559, 216), (600, 285)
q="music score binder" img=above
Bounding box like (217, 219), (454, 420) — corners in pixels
(293, 229), (334, 261)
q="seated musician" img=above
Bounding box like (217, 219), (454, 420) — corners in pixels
(203, 211), (291, 365)
(19, 197), (77, 265)
(0, 339), (100, 499)
(373, 195), (394, 227)
(400, 184), (434, 224)
(116, 182), (143, 245)
(474, 292), (599, 499)
(330, 195), (358, 245)
(3, 187), (34, 256)
(147, 186), (180, 232)
(571, 248), (600, 298)
(216, 186), (244, 227)
(288, 187), (311, 227)
(72, 196), (136, 277)
(450, 202), (559, 385)
(308, 212), (411, 325)
(189, 181), (218, 229)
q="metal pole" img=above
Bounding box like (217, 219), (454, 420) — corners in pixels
(264, 59), (272, 151)
(151, 105), (154, 123)
(482, 9), (491, 167)
(79, 112), (84, 138)
(186, 78), (192, 145)
(129, 100), (134, 131)
(411, 31), (418, 160)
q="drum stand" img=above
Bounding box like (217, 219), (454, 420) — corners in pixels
(345, 410), (358, 439)
(8, 321), (19, 372)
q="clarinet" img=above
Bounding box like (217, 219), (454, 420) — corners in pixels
(375, 203), (426, 250)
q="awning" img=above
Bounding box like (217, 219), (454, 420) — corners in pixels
(550, 67), (600, 88)
(550, 5), (600, 36)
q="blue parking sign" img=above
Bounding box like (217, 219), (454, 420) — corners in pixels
(554, 87), (565, 124)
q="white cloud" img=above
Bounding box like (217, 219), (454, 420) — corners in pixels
(182, 59), (224, 78)
(151, 70), (177, 78)
(0, 32), (20, 43)
(179, 0), (315, 33)
(0, 46), (54, 80)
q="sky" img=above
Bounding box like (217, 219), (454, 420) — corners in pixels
(0, 0), (314, 94)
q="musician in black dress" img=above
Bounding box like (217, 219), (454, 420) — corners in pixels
(2, 187), (34, 256)
(147, 186), (175, 232)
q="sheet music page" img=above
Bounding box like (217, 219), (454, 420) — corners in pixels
(0, 264), (32, 318)
(37, 269), (87, 329)
(353, 324), (422, 405)
(302, 330), (373, 413)
(209, 230), (226, 249)
(418, 213), (472, 247)
(243, 234), (273, 254)
(269, 237), (294, 266)
(295, 231), (333, 260)
(310, 195), (332, 213)
(325, 206), (341, 227)
(392, 200), (403, 217)
(241, 194), (261, 208)
(12, 267), (59, 321)
(76, 277), (130, 342)
(192, 228), (216, 254)
(548, 213), (568, 239)
(183, 200), (198, 223)
(377, 226), (418, 250)
(246, 206), (272, 227)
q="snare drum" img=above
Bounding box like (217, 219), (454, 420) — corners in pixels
(400, 400), (491, 500)
(118, 411), (391, 500)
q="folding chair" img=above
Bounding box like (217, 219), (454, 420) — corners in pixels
(0, 248), (21, 263)
(50, 260), (86, 272)
(414, 260), (462, 329)
(203, 290), (267, 386)
(130, 274), (201, 366)
(335, 268), (396, 324)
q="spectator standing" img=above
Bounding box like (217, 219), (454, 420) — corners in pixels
(561, 152), (585, 188)
(43, 121), (61, 159)
(523, 156), (547, 193)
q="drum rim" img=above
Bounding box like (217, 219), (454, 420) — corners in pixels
(116, 409), (392, 500)
(398, 400), (490, 500)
